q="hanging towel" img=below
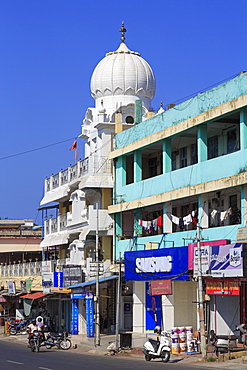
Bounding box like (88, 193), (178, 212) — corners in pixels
(142, 220), (148, 229)
(211, 209), (218, 219)
(157, 216), (163, 227)
(153, 218), (158, 231)
(179, 217), (184, 230)
(138, 219), (143, 226)
(171, 214), (179, 225)
(220, 210), (228, 222)
(183, 214), (192, 225)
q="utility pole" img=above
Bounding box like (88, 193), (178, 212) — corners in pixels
(196, 223), (207, 360)
(115, 254), (122, 352)
(95, 202), (100, 346)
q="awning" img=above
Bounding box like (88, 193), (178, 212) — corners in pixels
(21, 292), (48, 300)
(0, 290), (23, 297)
(40, 232), (70, 248)
(66, 275), (119, 289)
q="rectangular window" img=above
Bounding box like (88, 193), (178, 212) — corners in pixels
(172, 151), (177, 171)
(191, 143), (198, 164)
(227, 129), (237, 153)
(180, 147), (187, 168)
(126, 154), (134, 185)
(208, 136), (218, 159)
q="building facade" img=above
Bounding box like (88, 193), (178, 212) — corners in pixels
(109, 71), (247, 335)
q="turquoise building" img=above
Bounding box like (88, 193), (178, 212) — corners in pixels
(109, 72), (247, 335)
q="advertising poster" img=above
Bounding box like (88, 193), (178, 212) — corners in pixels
(71, 299), (79, 335)
(86, 293), (94, 338)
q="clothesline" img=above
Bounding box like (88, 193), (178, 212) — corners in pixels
(138, 216), (163, 231)
(211, 207), (232, 222)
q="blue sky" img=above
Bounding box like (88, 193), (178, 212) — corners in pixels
(1, 0), (247, 224)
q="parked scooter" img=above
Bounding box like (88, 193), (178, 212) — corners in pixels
(45, 331), (71, 350)
(209, 328), (240, 356)
(143, 326), (171, 362)
(8, 320), (28, 335)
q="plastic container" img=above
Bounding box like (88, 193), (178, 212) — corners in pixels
(171, 333), (179, 344)
(179, 342), (187, 353)
(172, 343), (179, 354)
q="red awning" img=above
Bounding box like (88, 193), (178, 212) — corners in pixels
(21, 292), (48, 300)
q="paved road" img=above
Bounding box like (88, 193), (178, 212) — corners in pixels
(0, 340), (217, 370)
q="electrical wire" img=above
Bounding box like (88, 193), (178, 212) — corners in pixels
(0, 137), (77, 161)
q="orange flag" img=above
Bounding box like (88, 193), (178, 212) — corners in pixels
(70, 140), (77, 150)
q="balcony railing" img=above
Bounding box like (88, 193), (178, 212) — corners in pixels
(44, 157), (112, 193)
(44, 206), (113, 236)
(0, 261), (42, 278)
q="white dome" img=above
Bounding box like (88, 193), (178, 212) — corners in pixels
(90, 42), (156, 105)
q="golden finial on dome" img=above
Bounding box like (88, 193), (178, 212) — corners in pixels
(119, 21), (126, 43)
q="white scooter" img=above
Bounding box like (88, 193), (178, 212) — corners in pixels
(143, 326), (171, 362)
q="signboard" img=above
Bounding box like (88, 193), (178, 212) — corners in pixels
(50, 287), (71, 293)
(188, 239), (229, 270)
(150, 280), (172, 296)
(71, 299), (79, 335)
(193, 243), (243, 277)
(124, 246), (188, 281)
(86, 293), (94, 337)
(53, 272), (63, 288)
(206, 279), (240, 295)
(8, 281), (16, 294)
(236, 227), (247, 243)
(63, 266), (82, 287)
(193, 245), (210, 276)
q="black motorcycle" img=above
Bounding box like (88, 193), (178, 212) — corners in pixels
(29, 330), (43, 353)
(45, 331), (71, 350)
(8, 320), (28, 335)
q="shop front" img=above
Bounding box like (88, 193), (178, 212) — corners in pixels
(124, 246), (197, 333)
(191, 242), (247, 335)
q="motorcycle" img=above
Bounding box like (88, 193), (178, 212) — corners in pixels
(143, 326), (171, 362)
(209, 328), (241, 356)
(45, 331), (71, 350)
(29, 330), (43, 353)
(8, 320), (28, 335)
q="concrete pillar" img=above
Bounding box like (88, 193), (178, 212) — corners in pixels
(161, 294), (174, 331)
(163, 138), (172, 173)
(198, 194), (208, 228)
(163, 202), (172, 234)
(240, 107), (247, 150)
(133, 281), (145, 333)
(115, 156), (126, 188)
(241, 184), (247, 226)
(197, 124), (207, 162)
(134, 150), (142, 182)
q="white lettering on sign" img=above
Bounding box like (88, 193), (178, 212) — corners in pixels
(135, 256), (172, 273)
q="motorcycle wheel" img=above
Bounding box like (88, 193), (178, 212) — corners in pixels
(45, 338), (53, 349)
(60, 339), (71, 350)
(10, 328), (17, 335)
(161, 350), (170, 363)
(145, 354), (151, 361)
(35, 343), (40, 353)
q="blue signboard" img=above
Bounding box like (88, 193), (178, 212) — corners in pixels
(53, 272), (64, 288)
(86, 294), (94, 338)
(145, 282), (162, 331)
(124, 246), (188, 281)
(71, 299), (79, 335)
